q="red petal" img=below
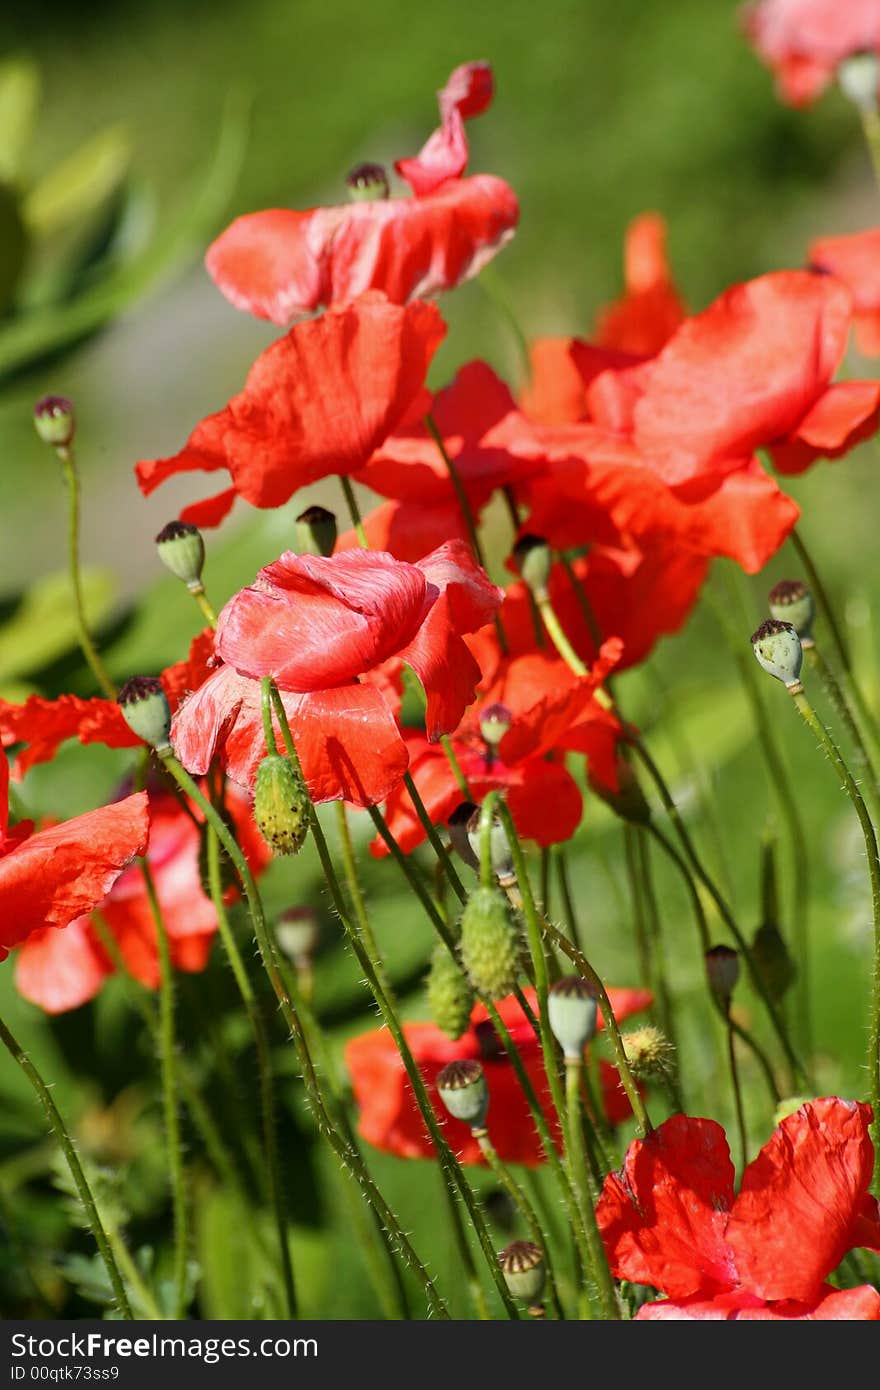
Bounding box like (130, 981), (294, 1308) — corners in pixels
(735, 1285), (880, 1320)
(336, 497), (471, 561)
(15, 918), (111, 1014)
(180, 487), (239, 529)
(595, 213), (686, 357)
(0, 694), (137, 778)
(596, 1114), (737, 1298)
(745, 1), (880, 109)
(520, 338), (589, 425)
(285, 685), (409, 805)
(726, 1096), (878, 1302)
(772, 380), (880, 474)
(810, 226), (880, 321)
(395, 62), (495, 197)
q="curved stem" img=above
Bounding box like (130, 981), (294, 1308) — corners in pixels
(58, 448), (115, 698)
(536, 592), (588, 677)
(189, 584), (217, 628)
(334, 801), (392, 995)
(807, 642), (880, 818)
(403, 771), (467, 903)
(725, 1012), (748, 1174)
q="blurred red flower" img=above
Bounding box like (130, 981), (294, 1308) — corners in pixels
(810, 226), (880, 355)
(597, 1098), (880, 1319)
(345, 984), (652, 1166)
(171, 543), (502, 805)
(205, 62), (517, 326)
(0, 746), (149, 959)
(743, 0), (880, 107)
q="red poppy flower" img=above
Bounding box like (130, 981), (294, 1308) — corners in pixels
(373, 643), (623, 856)
(810, 226), (880, 355)
(0, 631), (214, 779)
(171, 543), (503, 805)
(336, 497), (472, 563)
(14, 785), (267, 1013)
(597, 1098), (880, 1319)
(205, 63), (517, 326)
(0, 746), (149, 960)
(743, 0), (880, 107)
(134, 293), (446, 527)
(345, 984), (653, 1166)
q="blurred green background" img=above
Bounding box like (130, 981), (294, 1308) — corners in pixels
(2, 0), (880, 1318)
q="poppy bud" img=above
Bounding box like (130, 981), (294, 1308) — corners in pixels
(427, 942), (475, 1040)
(345, 161), (390, 201)
(705, 944), (739, 1007)
(276, 906), (320, 964)
(750, 618), (803, 689)
(768, 579), (815, 646)
(588, 754), (651, 825)
(499, 1241), (546, 1306)
(839, 51), (880, 112)
(460, 885), (520, 1000)
(295, 505), (338, 557)
(773, 1096), (811, 1127)
(155, 520), (206, 589)
(436, 1059), (489, 1128)
(751, 920), (796, 1001)
(466, 804), (515, 887)
(117, 676), (172, 751)
(254, 754), (310, 856)
(511, 534), (552, 599)
(33, 394), (75, 450)
(622, 1025), (676, 1083)
(548, 975), (598, 1059)
(479, 702), (512, 752)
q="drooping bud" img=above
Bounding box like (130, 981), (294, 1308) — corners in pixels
(751, 920), (796, 1001)
(155, 520), (206, 589)
(705, 944), (740, 1008)
(436, 1059), (489, 1128)
(459, 885), (520, 999)
(427, 942), (475, 1040)
(295, 505), (338, 557)
(254, 754), (310, 856)
(275, 906), (320, 965)
(479, 702), (512, 754)
(751, 618), (803, 689)
(768, 579), (815, 646)
(33, 394), (75, 450)
(466, 804), (515, 887)
(345, 161), (390, 201)
(839, 51), (880, 113)
(588, 754), (651, 825)
(499, 1241), (546, 1306)
(511, 534), (552, 599)
(448, 801), (480, 872)
(548, 975), (598, 1059)
(622, 1025), (676, 1084)
(117, 676), (172, 750)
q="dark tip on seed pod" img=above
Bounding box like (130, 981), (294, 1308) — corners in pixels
(117, 676), (172, 749)
(751, 617), (803, 688)
(499, 1240), (546, 1304)
(33, 394), (75, 449)
(295, 506), (338, 557)
(768, 579), (815, 643)
(705, 944), (740, 1007)
(345, 161), (390, 201)
(155, 519), (205, 588)
(511, 534), (552, 598)
(548, 975), (599, 1058)
(436, 1058), (489, 1127)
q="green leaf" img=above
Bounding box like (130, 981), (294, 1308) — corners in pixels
(0, 568), (117, 682)
(24, 125), (132, 238)
(0, 59), (40, 184)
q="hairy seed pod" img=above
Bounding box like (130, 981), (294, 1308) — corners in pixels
(427, 943), (475, 1039)
(459, 885), (520, 1000)
(254, 754), (310, 856)
(499, 1241), (546, 1304)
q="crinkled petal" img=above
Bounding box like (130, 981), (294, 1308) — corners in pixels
(772, 380), (880, 474)
(395, 62), (494, 196)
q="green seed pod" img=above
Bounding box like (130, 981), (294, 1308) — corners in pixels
(511, 534), (552, 598)
(427, 942), (475, 1040)
(768, 579), (815, 645)
(751, 920), (796, 1000)
(254, 754), (310, 856)
(499, 1241), (546, 1305)
(588, 754), (651, 825)
(751, 618), (803, 688)
(345, 161), (390, 201)
(839, 52), (880, 112)
(705, 944), (740, 1008)
(155, 520), (206, 589)
(295, 506), (338, 557)
(466, 805), (515, 886)
(117, 676), (172, 750)
(548, 975), (598, 1059)
(479, 702), (512, 752)
(33, 394), (75, 449)
(276, 906), (320, 964)
(622, 1025), (676, 1083)
(436, 1059), (489, 1128)
(459, 885), (520, 999)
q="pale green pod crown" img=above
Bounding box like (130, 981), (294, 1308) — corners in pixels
(155, 520), (205, 588)
(751, 618), (803, 687)
(254, 754), (311, 856)
(548, 976), (598, 1059)
(499, 1241), (546, 1304)
(768, 579), (815, 643)
(117, 676), (172, 750)
(436, 1059), (489, 1128)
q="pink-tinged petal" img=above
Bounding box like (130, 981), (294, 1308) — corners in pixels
(205, 208), (323, 325)
(726, 1096), (878, 1302)
(772, 380), (880, 474)
(15, 918), (111, 1014)
(395, 62), (494, 197)
(744, 0), (880, 108)
(596, 1114), (737, 1298)
(286, 686), (409, 806)
(735, 1285), (880, 1320)
(636, 1290), (763, 1320)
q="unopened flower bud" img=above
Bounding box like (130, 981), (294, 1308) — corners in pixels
(548, 975), (598, 1059)
(511, 534), (552, 598)
(466, 805), (515, 887)
(276, 906), (320, 964)
(479, 702), (512, 752)
(117, 676), (172, 750)
(705, 945), (740, 1007)
(436, 1059), (489, 1128)
(751, 618), (803, 689)
(33, 395), (75, 449)
(839, 51), (880, 113)
(589, 754), (651, 825)
(427, 943), (475, 1040)
(345, 162), (390, 201)
(155, 520), (205, 589)
(448, 801), (480, 871)
(295, 505), (338, 557)
(254, 754), (310, 856)
(622, 1025), (676, 1083)
(773, 1096), (810, 1127)
(460, 885), (520, 999)
(499, 1241), (546, 1305)
(751, 920), (796, 1001)
(768, 579), (815, 645)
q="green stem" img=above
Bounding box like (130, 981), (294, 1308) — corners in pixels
(403, 771), (468, 903)
(339, 475), (368, 548)
(474, 1130), (564, 1319)
(334, 801), (392, 995)
(807, 642), (880, 817)
(564, 1061), (619, 1319)
(724, 1012), (748, 1174)
(0, 1013), (133, 1319)
(478, 263), (532, 385)
(189, 584), (217, 627)
(58, 447), (115, 698)
(536, 591), (588, 676)
(108, 1227), (164, 1320)
(860, 106), (880, 196)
